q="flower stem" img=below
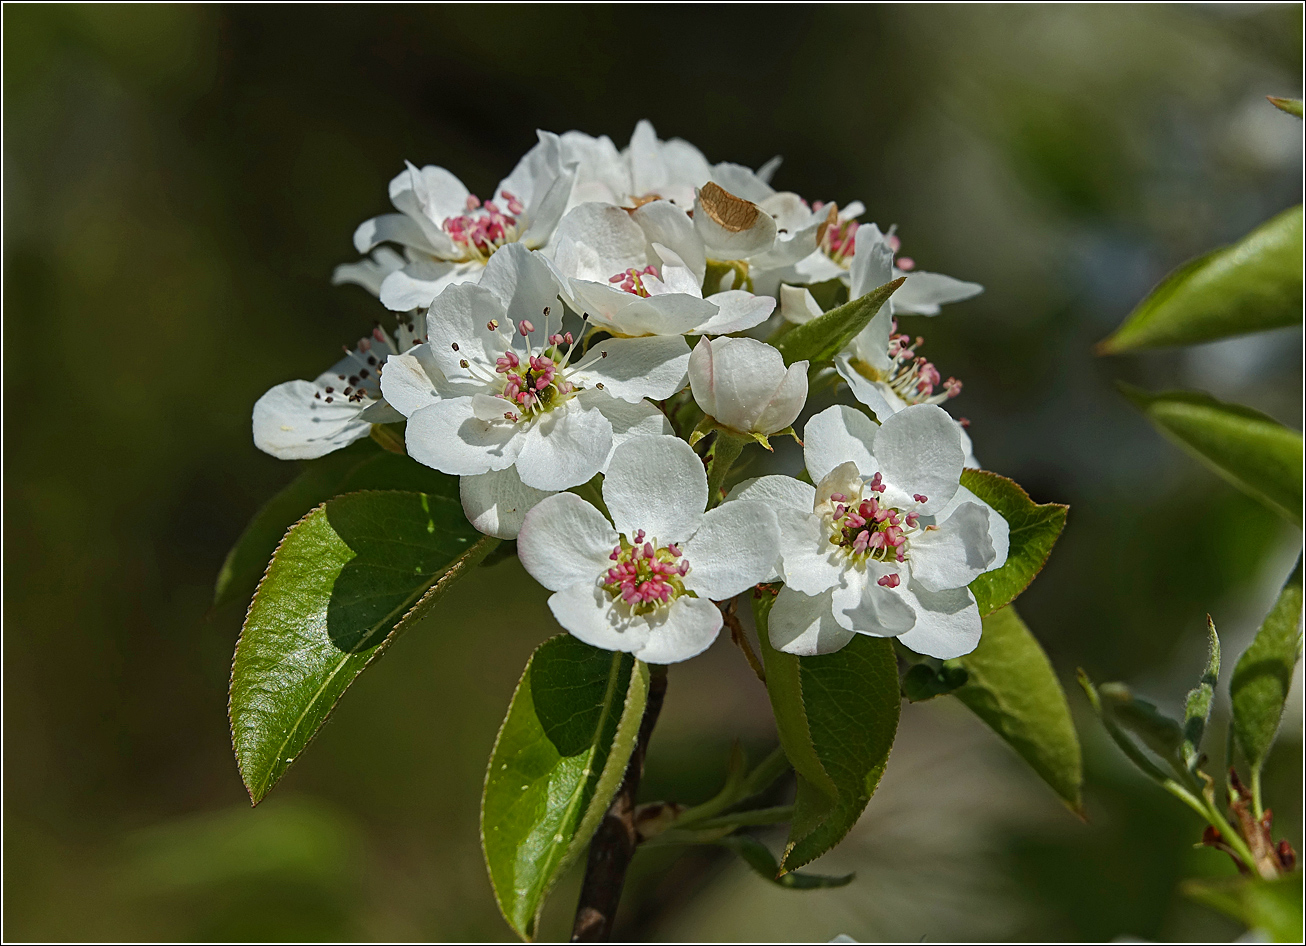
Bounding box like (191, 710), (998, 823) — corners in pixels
(705, 431), (746, 508)
(571, 664), (668, 941)
(720, 598), (766, 683)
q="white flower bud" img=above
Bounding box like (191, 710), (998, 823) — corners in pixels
(688, 336), (808, 438)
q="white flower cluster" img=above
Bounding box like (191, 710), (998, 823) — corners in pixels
(251, 121), (1004, 664)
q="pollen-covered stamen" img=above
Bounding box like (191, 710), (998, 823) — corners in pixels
(812, 202), (860, 266)
(824, 479), (926, 565)
(880, 320), (963, 406)
(313, 326), (402, 405)
(602, 532), (693, 615)
(441, 189), (524, 262)
(608, 265), (658, 297)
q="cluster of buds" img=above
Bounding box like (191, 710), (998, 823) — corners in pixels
(828, 476), (925, 566)
(442, 190), (524, 261)
(604, 529), (691, 612)
(608, 265), (659, 297)
(884, 321), (963, 405)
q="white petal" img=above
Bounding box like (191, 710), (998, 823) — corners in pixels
(776, 507), (844, 595)
(353, 213), (435, 254)
(550, 203), (646, 282)
(755, 155), (782, 185)
(873, 404), (963, 514)
(603, 436), (706, 545)
(834, 354), (903, 422)
(848, 223), (895, 302)
(892, 270), (983, 316)
(693, 184), (777, 260)
(831, 566), (916, 635)
(932, 485), (1009, 571)
(631, 199), (706, 283)
(753, 361), (808, 435)
(331, 247), (406, 297)
(460, 467), (554, 540)
(910, 502), (998, 592)
(681, 501), (780, 600)
(393, 163), (471, 224)
(252, 380), (370, 460)
(779, 285), (823, 325)
(518, 155), (576, 249)
(709, 162), (775, 202)
(380, 346), (442, 417)
(688, 335), (781, 430)
(586, 393), (674, 464)
(698, 290), (776, 335)
(424, 283), (509, 384)
(548, 582), (651, 654)
(769, 586), (856, 656)
(803, 404), (879, 484)
(475, 242), (565, 331)
(404, 397), (521, 476)
(570, 335), (690, 402)
(379, 259), (481, 312)
(895, 584), (982, 659)
(517, 492), (618, 590)
(513, 403), (612, 491)
(846, 309), (894, 374)
(633, 596), (723, 664)
(725, 475), (816, 514)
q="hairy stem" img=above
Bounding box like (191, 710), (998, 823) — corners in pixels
(571, 665), (669, 941)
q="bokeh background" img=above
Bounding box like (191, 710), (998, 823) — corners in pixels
(4, 4), (1303, 942)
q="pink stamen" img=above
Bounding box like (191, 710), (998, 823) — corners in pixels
(877, 573), (901, 588)
(913, 493), (928, 503)
(518, 320), (534, 335)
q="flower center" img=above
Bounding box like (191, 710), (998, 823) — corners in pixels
(608, 265), (658, 297)
(442, 191), (524, 263)
(812, 201), (859, 267)
(824, 474), (927, 573)
(852, 320), (962, 406)
(603, 529), (692, 615)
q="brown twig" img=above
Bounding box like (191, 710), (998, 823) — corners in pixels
(570, 666), (669, 941)
(720, 597), (766, 684)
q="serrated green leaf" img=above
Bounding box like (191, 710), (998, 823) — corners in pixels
(229, 489), (491, 804)
(1183, 873), (1304, 943)
(755, 593), (899, 873)
(773, 277), (905, 368)
(214, 439), (458, 609)
(944, 606), (1083, 812)
(1119, 385), (1303, 527)
(959, 469), (1069, 615)
(715, 835), (854, 890)
(1182, 618), (1220, 772)
(481, 635), (648, 941)
(1268, 96), (1304, 118)
(1231, 558), (1304, 780)
(1098, 205), (1303, 352)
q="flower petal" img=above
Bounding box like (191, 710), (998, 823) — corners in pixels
(694, 183), (777, 260)
(697, 290), (777, 335)
(475, 242), (565, 332)
(550, 203), (647, 282)
(872, 404), (963, 514)
(909, 501), (998, 592)
(548, 582), (651, 655)
(769, 586), (856, 656)
(892, 270), (983, 316)
(776, 507), (844, 595)
(252, 380), (370, 460)
(603, 435), (706, 545)
(633, 596), (723, 664)
(803, 404), (879, 485)
(424, 283), (509, 385)
(631, 199), (706, 283)
(834, 354), (903, 423)
(831, 565), (916, 636)
(460, 466), (555, 540)
(513, 402), (613, 491)
(725, 475), (816, 514)
(848, 223), (895, 302)
(753, 360), (808, 435)
(569, 335), (690, 402)
(379, 346), (442, 417)
(932, 485), (1009, 572)
(379, 258), (481, 312)
(894, 583), (982, 659)
(584, 393), (674, 464)
(681, 501), (780, 600)
(517, 492), (619, 591)
(331, 247), (406, 297)
(779, 285), (823, 325)
(353, 213), (435, 255)
(405, 397), (521, 476)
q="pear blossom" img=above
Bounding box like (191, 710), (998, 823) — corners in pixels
(330, 246), (407, 299)
(730, 404), (1009, 660)
(252, 319), (420, 460)
(350, 131), (578, 312)
(547, 201), (775, 337)
(688, 336), (808, 443)
(692, 180), (826, 290)
(517, 436), (781, 663)
(381, 243), (680, 508)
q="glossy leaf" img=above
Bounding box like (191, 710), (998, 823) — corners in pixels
(1183, 873), (1304, 943)
(1119, 385), (1303, 527)
(945, 606), (1083, 812)
(716, 835), (854, 890)
(229, 489), (491, 804)
(755, 592), (899, 872)
(1231, 558), (1304, 779)
(1181, 618), (1220, 772)
(1098, 205), (1303, 352)
(773, 276), (905, 368)
(482, 635), (649, 941)
(959, 469), (1069, 615)
(214, 438), (458, 609)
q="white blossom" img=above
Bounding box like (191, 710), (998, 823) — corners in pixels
(730, 404), (1009, 660)
(517, 436), (780, 663)
(688, 336), (808, 441)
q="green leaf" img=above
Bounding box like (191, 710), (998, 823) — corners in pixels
(1231, 558), (1304, 780)
(1182, 618), (1220, 772)
(229, 489), (491, 804)
(900, 661), (969, 702)
(1078, 670), (1180, 787)
(755, 592), (900, 872)
(773, 277), (906, 368)
(944, 606), (1083, 812)
(1268, 96), (1304, 118)
(715, 835), (854, 890)
(1119, 385), (1303, 527)
(959, 469), (1069, 615)
(214, 439), (458, 609)
(1098, 205), (1303, 352)
(481, 635), (649, 941)
(1183, 873), (1304, 943)
(1097, 682), (1185, 771)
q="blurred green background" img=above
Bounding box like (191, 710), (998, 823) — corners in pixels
(4, 4), (1302, 942)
